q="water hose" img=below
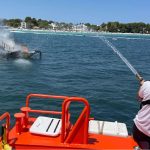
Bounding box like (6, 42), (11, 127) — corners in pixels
(100, 36), (144, 83)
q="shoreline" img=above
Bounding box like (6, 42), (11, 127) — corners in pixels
(9, 28), (150, 36)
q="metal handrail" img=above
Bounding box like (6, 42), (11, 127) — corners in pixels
(26, 93), (68, 107)
(25, 94), (90, 144)
(0, 112), (10, 142)
(61, 97), (90, 144)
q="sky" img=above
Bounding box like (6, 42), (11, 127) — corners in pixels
(0, 0), (150, 25)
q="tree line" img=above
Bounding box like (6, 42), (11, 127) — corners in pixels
(3, 17), (53, 29)
(99, 22), (150, 34)
(3, 17), (150, 34)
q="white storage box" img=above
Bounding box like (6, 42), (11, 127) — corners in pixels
(102, 121), (128, 137)
(30, 116), (62, 136)
(89, 120), (103, 134)
(89, 120), (128, 137)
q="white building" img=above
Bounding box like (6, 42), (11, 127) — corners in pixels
(20, 21), (27, 29)
(50, 23), (57, 30)
(73, 24), (88, 32)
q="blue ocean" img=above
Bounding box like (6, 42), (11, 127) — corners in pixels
(1, 31), (150, 133)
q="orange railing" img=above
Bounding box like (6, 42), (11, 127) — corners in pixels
(26, 93), (68, 107)
(22, 94), (90, 144)
(61, 97), (90, 144)
(25, 94), (68, 116)
(0, 112), (10, 142)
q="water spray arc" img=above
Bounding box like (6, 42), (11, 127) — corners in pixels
(100, 36), (143, 82)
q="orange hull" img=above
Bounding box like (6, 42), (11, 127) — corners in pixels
(9, 125), (137, 149)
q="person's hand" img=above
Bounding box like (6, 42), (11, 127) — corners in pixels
(136, 74), (144, 83)
(140, 79), (145, 86)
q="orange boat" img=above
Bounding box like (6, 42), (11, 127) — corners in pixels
(0, 93), (139, 150)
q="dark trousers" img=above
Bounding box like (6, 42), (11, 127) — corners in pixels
(133, 123), (150, 149)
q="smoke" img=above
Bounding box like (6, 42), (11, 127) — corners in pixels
(0, 22), (22, 53)
(0, 27), (16, 50)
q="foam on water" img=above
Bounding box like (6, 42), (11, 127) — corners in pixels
(13, 58), (32, 69)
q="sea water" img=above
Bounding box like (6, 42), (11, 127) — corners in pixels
(1, 31), (150, 133)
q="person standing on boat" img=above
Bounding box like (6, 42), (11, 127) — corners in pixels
(133, 79), (150, 149)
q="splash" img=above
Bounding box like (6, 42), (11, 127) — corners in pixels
(14, 58), (32, 69)
(14, 58), (31, 64)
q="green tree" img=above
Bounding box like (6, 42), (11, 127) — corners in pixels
(25, 17), (32, 22)
(5, 19), (22, 28)
(38, 19), (49, 29)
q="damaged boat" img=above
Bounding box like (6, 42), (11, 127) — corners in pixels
(0, 41), (41, 59)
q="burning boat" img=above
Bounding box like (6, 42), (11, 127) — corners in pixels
(0, 41), (41, 59)
(0, 27), (41, 60)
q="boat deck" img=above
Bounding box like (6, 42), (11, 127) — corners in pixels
(1, 94), (138, 149)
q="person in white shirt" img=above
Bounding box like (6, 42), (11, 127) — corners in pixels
(133, 80), (150, 149)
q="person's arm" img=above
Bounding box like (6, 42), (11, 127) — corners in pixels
(137, 80), (145, 101)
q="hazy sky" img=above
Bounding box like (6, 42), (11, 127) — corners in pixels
(0, 0), (149, 24)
